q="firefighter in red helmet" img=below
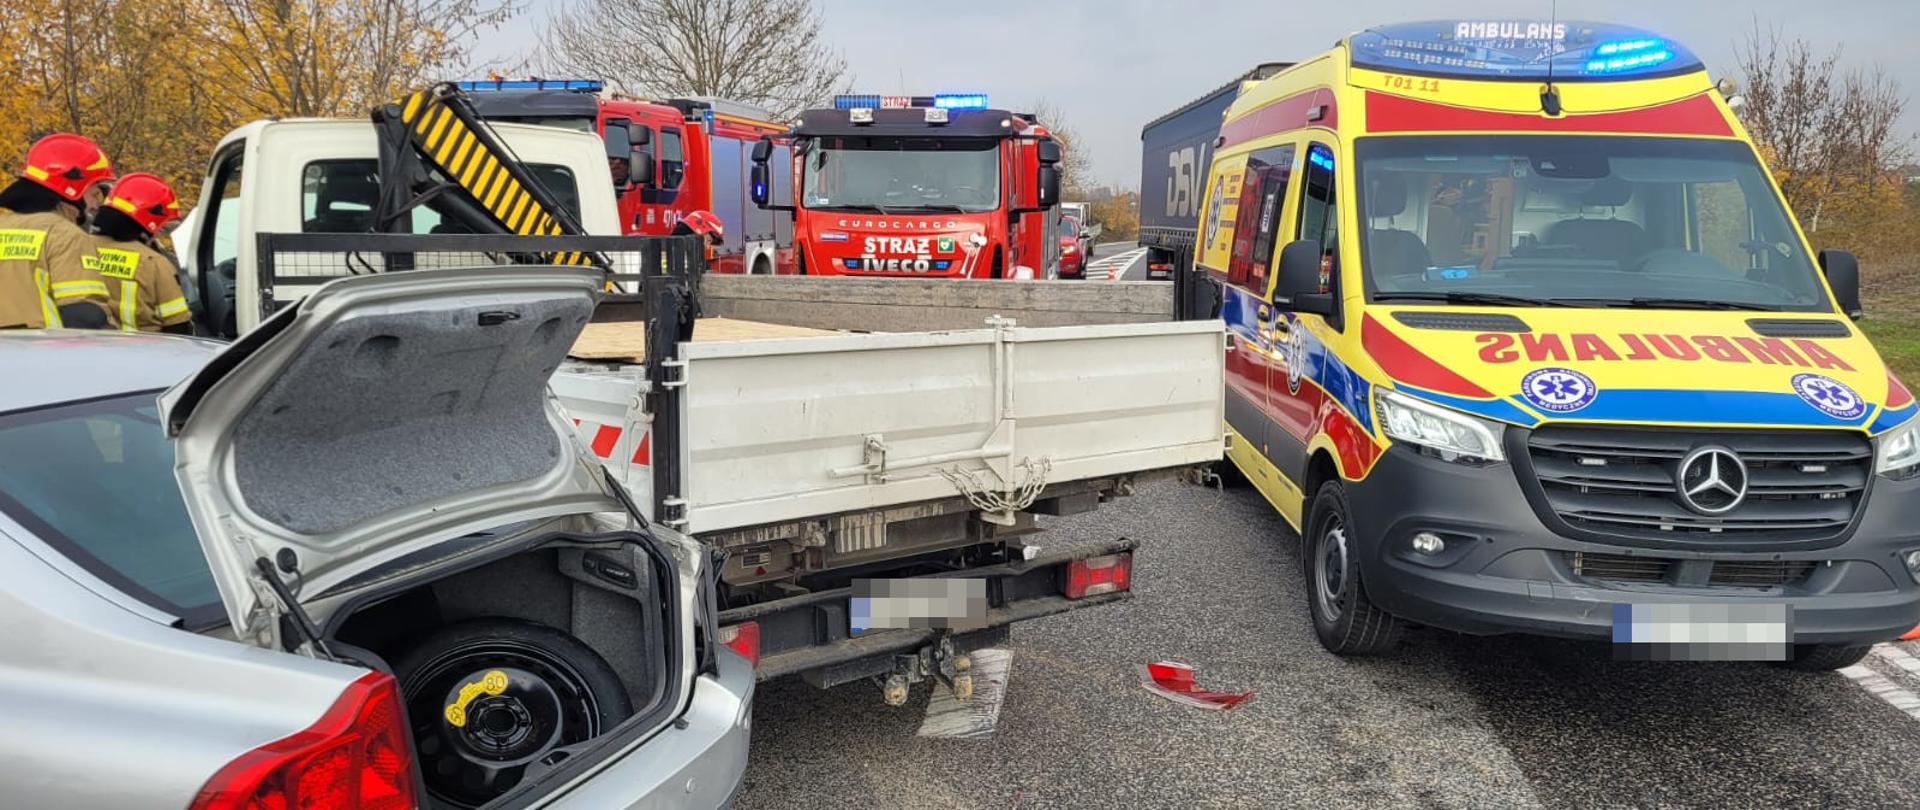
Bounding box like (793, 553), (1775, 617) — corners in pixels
(88, 173), (192, 333)
(0, 133), (115, 329)
(672, 210), (725, 265)
(673, 210), (724, 246)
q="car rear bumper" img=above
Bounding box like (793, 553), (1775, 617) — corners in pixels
(1346, 445), (1920, 645)
(542, 650), (755, 809)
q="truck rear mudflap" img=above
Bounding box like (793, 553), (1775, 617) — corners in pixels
(717, 537), (1136, 696)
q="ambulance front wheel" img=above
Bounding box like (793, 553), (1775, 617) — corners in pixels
(1305, 480), (1404, 656)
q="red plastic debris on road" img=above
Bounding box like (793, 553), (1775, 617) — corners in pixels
(1139, 661), (1253, 711)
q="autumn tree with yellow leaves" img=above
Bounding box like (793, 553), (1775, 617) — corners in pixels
(0, 0), (513, 198)
(1735, 23), (1916, 268)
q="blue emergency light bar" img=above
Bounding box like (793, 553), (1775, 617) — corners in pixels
(833, 93), (990, 111)
(456, 79), (604, 92)
(1348, 20), (1703, 81)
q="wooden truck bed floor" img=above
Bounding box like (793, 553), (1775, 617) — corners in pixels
(570, 317), (837, 363)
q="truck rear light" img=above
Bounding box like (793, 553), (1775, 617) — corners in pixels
(190, 672), (416, 810)
(1064, 552), (1133, 599)
(719, 621), (761, 668)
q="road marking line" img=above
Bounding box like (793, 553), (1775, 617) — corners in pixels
(1841, 648), (1920, 721)
(1082, 247), (1147, 281)
(1871, 643), (1920, 676)
(916, 648), (1012, 739)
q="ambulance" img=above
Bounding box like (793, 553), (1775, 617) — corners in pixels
(1193, 21), (1920, 668)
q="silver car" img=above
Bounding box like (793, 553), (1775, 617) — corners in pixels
(0, 267), (750, 809)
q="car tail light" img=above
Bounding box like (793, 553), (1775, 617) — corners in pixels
(190, 672), (416, 810)
(719, 621), (761, 668)
(1064, 552), (1133, 599)
(1148, 263), (1172, 272)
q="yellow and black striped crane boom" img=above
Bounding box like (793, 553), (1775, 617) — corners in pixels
(372, 82), (597, 267)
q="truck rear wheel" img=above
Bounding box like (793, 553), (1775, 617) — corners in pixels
(1774, 643), (1872, 671)
(1305, 481), (1403, 656)
(395, 618), (633, 809)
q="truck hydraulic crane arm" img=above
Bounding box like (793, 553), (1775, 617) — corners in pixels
(370, 82), (598, 267)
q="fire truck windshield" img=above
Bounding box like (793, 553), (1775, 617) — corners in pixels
(801, 137), (1000, 214)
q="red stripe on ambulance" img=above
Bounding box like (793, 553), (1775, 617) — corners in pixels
(1362, 315), (1492, 398)
(1364, 92), (1734, 137)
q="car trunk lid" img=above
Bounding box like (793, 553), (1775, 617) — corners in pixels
(161, 266), (623, 646)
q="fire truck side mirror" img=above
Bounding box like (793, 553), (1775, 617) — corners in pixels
(1037, 165), (1061, 209)
(751, 137), (774, 163)
(632, 154), (656, 188)
(1036, 140), (1062, 165)
(750, 163), (771, 207)
(629, 123), (650, 146)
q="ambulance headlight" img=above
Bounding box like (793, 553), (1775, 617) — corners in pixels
(1376, 390), (1505, 464)
(1878, 420), (1920, 481)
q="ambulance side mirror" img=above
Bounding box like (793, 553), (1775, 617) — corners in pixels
(1275, 239), (1335, 317)
(1819, 249), (1863, 319)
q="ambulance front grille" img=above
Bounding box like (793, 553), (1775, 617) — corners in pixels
(1523, 426), (1871, 543)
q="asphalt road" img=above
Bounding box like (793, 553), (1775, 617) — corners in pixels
(1081, 241), (1147, 281)
(737, 480), (1920, 810)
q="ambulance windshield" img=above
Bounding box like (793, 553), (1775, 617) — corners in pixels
(801, 137), (1000, 214)
(1355, 136), (1831, 312)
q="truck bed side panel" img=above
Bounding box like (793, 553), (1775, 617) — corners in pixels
(675, 321), (1225, 533)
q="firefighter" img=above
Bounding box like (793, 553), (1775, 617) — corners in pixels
(673, 209), (724, 248)
(0, 133), (114, 329)
(88, 173), (192, 334)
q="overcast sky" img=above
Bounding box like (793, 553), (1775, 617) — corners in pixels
(480, 1), (1919, 188)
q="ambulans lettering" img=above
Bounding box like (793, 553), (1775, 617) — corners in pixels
(1453, 21), (1567, 41)
(1474, 332), (1855, 371)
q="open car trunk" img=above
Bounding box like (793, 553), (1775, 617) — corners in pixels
(161, 267), (702, 808)
(321, 526), (691, 809)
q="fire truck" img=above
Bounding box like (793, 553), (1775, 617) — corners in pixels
(457, 79), (796, 275)
(750, 94), (1063, 279)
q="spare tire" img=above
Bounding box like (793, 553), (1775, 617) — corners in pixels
(393, 618), (633, 809)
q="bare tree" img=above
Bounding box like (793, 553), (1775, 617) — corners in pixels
(1736, 21), (1911, 233)
(1026, 100), (1094, 198)
(541, 0), (846, 120)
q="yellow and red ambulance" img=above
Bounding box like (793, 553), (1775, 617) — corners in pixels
(1193, 20), (1919, 667)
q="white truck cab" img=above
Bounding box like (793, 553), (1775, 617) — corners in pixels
(181, 118), (621, 337)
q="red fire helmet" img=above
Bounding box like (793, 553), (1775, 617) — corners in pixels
(22, 133), (113, 203)
(680, 209), (724, 240)
(105, 173), (182, 235)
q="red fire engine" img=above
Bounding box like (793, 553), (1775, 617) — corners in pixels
(750, 94), (1063, 279)
(458, 79), (795, 275)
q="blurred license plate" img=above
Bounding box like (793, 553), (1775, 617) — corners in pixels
(1611, 603), (1793, 661)
(850, 578), (988, 633)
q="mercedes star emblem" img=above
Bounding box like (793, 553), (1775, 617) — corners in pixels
(1676, 445), (1749, 516)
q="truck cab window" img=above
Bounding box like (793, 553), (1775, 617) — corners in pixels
(660, 128), (684, 188)
(300, 160), (583, 234)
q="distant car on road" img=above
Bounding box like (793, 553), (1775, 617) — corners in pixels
(1061, 202), (1101, 257)
(1059, 215), (1086, 279)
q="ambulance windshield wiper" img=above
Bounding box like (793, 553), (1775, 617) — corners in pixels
(1574, 296), (1776, 311)
(1373, 291), (1574, 308)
